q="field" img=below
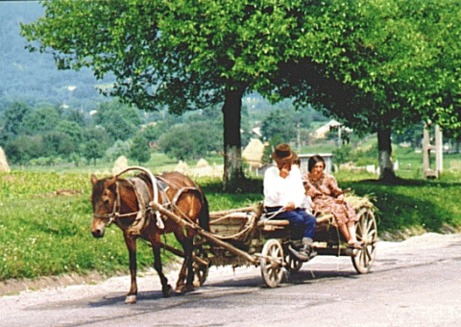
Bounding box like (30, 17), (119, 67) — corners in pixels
(1, 162), (460, 282)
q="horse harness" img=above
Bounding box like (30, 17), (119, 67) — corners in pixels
(103, 174), (202, 235)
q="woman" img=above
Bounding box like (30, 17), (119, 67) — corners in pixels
(303, 154), (361, 249)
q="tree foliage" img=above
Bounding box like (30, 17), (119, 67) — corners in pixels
(20, 0), (311, 188)
(261, 110), (297, 144)
(93, 101), (141, 141)
(158, 121), (222, 161)
(129, 134), (151, 165)
(22, 105), (61, 135)
(0, 101), (32, 141)
(265, 0), (461, 179)
(20, 0), (461, 181)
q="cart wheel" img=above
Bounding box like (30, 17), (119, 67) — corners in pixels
(352, 207), (378, 274)
(285, 252), (303, 273)
(193, 243), (209, 287)
(260, 239), (284, 288)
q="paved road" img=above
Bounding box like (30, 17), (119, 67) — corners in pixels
(1, 233), (460, 327)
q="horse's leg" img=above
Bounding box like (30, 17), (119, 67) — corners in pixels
(123, 234), (138, 304)
(152, 244), (173, 297)
(174, 237), (187, 293)
(184, 237), (195, 289)
(175, 235), (195, 294)
(176, 255), (186, 293)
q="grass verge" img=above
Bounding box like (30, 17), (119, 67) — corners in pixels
(1, 170), (460, 282)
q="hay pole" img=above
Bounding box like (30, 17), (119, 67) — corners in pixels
(209, 206), (255, 219)
(149, 201), (258, 265)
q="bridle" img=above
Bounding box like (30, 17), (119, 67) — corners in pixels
(92, 182), (142, 226)
(92, 166), (160, 227)
(92, 166), (203, 229)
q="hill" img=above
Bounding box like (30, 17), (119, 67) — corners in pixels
(0, 1), (111, 112)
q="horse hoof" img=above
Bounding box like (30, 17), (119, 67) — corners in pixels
(162, 284), (173, 298)
(175, 284), (195, 294)
(175, 285), (186, 294)
(185, 284), (195, 293)
(125, 295), (137, 304)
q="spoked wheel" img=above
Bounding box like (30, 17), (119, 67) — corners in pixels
(285, 251), (303, 273)
(260, 239), (285, 288)
(352, 207), (378, 274)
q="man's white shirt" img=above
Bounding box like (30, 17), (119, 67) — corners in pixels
(263, 165), (305, 208)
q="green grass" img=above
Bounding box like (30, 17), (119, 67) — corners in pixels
(1, 169), (460, 282)
(0, 172), (176, 281)
(11, 152), (224, 175)
(336, 170), (461, 236)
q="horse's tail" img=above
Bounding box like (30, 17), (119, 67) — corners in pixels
(199, 193), (210, 232)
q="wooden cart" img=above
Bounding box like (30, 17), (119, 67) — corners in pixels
(150, 196), (378, 289)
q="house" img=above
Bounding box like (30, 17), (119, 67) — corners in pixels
(313, 119), (352, 139)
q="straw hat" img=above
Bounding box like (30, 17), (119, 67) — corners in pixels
(271, 143), (293, 164)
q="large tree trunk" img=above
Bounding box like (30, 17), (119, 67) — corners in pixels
(222, 86), (246, 190)
(377, 125), (395, 181)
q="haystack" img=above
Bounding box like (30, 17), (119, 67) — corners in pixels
(242, 138), (265, 168)
(175, 160), (189, 173)
(0, 147), (10, 172)
(196, 158), (209, 168)
(345, 194), (377, 211)
(112, 156), (129, 175)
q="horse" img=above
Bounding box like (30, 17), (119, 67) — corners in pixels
(90, 168), (210, 303)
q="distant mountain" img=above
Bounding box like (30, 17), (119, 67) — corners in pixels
(0, 1), (111, 112)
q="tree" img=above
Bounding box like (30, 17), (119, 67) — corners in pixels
(63, 109), (86, 127)
(82, 126), (111, 163)
(22, 105), (61, 135)
(158, 121), (222, 161)
(105, 140), (131, 162)
(129, 134), (150, 165)
(22, 0), (461, 182)
(4, 135), (44, 164)
(0, 101), (32, 142)
(55, 120), (83, 146)
(260, 105), (313, 149)
(21, 0), (308, 189)
(267, 0), (461, 180)
(92, 100), (141, 141)
(83, 139), (104, 166)
(261, 109), (297, 145)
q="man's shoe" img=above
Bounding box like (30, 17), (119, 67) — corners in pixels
(290, 239), (303, 249)
(300, 244), (316, 259)
(288, 244), (309, 262)
(305, 245), (317, 259)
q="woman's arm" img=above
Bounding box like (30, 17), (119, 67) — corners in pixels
(303, 173), (322, 198)
(326, 174), (343, 198)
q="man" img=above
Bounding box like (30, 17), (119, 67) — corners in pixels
(263, 143), (317, 261)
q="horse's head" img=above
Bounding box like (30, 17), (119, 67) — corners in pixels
(90, 174), (117, 238)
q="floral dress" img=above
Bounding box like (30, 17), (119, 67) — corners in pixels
(303, 172), (358, 227)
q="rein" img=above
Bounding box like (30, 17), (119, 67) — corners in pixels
(92, 182), (144, 226)
(94, 166), (159, 227)
(94, 166), (200, 230)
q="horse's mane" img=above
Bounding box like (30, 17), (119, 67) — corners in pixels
(92, 176), (114, 197)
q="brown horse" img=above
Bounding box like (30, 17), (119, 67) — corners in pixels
(90, 168), (209, 303)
